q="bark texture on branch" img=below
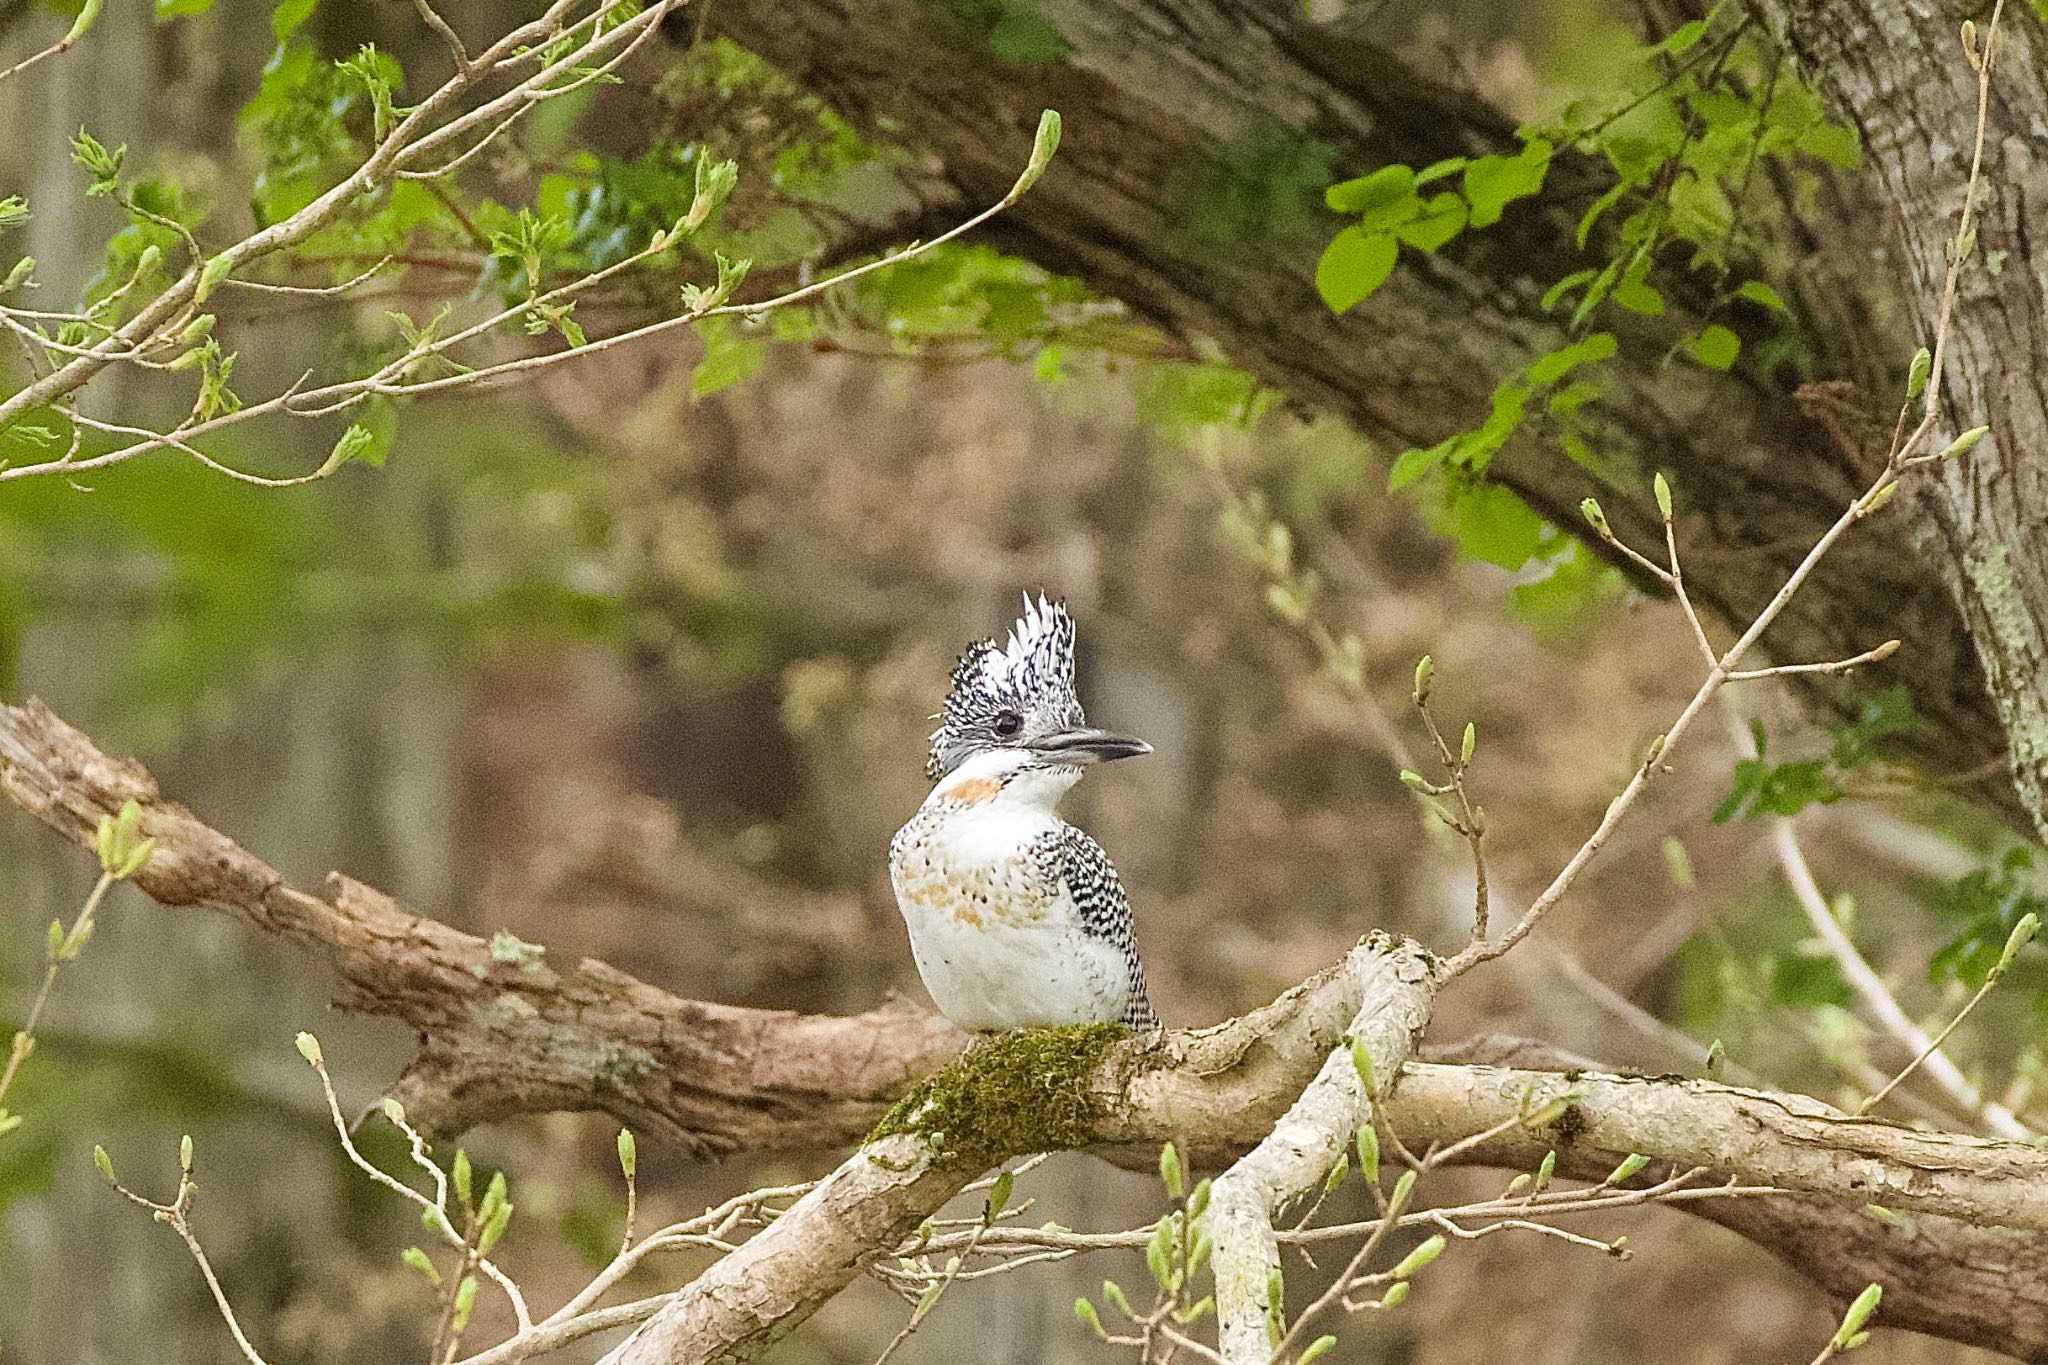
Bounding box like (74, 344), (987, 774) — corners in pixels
(1205, 945), (1437, 1362)
(698, 0), (2020, 825)
(10, 696), (2048, 1358)
(1398, 1063), (2048, 1360)
(1765, 1), (2048, 838)
(0, 697), (964, 1151)
(600, 1132), (968, 1365)
(608, 937), (1438, 1365)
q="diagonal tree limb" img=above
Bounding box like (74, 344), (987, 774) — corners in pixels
(0, 696), (963, 1151)
(1203, 947), (1438, 1361)
(694, 0), (2019, 827)
(10, 695), (2048, 1358)
(604, 937), (1440, 1365)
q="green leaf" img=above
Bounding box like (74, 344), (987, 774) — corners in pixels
(1608, 1153), (1650, 1184)
(1413, 157), (1467, 186)
(1834, 1284), (1882, 1347)
(1007, 109), (1062, 200)
(1905, 347), (1932, 400)
(69, 128), (126, 195)
(1769, 952), (1854, 1009)
(194, 254), (233, 303)
(1940, 425), (1990, 459)
(478, 1196), (514, 1253)
(1349, 1036), (1374, 1094)
(1735, 280), (1789, 312)
(1450, 483), (1546, 571)
(1392, 1234), (1446, 1277)
(1575, 182), (1629, 249)
(271, 0), (317, 41)
(1796, 121), (1861, 170)
(1541, 269), (1596, 311)
(1567, 258), (1621, 329)
(311, 422), (379, 478)
(1993, 912), (2039, 978)
(71, 0), (110, 38)
(1926, 847), (2048, 988)
(987, 5), (1070, 64)
(691, 316), (766, 399)
(1467, 379), (1532, 468)
(401, 1246), (441, 1286)
(1714, 743), (1839, 822)
(1314, 228), (1398, 314)
(1654, 19), (1708, 55)
(986, 1167), (1015, 1218)
(1611, 274), (1664, 316)
(1393, 192), (1467, 252)
(1325, 164), (1415, 215)
(1387, 435), (1458, 491)
(1355, 1124), (1379, 1184)
(1683, 324), (1741, 370)
(1158, 1143), (1184, 1199)
(1527, 332), (1617, 387)
(1464, 139), (1551, 227)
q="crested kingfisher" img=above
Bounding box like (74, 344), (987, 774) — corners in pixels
(888, 595), (1159, 1030)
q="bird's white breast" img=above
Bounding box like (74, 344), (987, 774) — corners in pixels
(889, 793), (1131, 1030)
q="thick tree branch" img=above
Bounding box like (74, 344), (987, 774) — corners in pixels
(1204, 946), (1437, 1361)
(0, 697), (963, 1151)
(697, 0), (2020, 825)
(10, 696), (2048, 1357)
(606, 938), (1439, 1364)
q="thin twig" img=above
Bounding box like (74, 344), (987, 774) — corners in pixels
(0, 873), (112, 1108)
(1758, 779), (2027, 1137)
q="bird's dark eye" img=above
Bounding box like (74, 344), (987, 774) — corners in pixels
(993, 711), (1023, 737)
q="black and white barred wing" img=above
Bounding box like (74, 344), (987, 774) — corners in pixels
(1050, 825), (1158, 1030)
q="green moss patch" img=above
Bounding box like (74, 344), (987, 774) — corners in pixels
(867, 1023), (1125, 1169)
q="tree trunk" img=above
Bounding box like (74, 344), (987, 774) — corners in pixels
(1768, 1), (2048, 835)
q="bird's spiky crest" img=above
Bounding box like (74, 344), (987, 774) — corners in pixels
(927, 593), (1083, 777)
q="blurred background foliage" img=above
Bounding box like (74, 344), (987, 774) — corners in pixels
(0, 1), (2036, 1362)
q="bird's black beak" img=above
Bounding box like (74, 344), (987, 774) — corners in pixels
(1029, 727), (1152, 764)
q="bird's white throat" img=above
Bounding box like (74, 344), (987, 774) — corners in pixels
(927, 748), (1082, 816)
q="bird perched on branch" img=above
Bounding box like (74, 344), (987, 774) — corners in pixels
(889, 595), (1159, 1031)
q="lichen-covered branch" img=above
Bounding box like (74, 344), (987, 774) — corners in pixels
(1391, 1063), (2048, 1231)
(1202, 943), (1437, 1362)
(14, 696), (2048, 1357)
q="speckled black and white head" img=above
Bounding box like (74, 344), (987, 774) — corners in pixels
(925, 594), (1150, 784)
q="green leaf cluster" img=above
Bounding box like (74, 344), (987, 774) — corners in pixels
(1926, 849), (2048, 990)
(1713, 690), (1921, 822)
(1314, 6), (1864, 590)
(1316, 144), (1550, 314)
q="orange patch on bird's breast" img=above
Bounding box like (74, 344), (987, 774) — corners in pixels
(936, 775), (1004, 805)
